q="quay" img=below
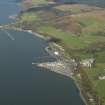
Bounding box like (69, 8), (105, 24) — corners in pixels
(32, 60), (76, 78)
(32, 42), (77, 78)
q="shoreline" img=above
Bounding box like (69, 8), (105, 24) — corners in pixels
(9, 26), (88, 105)
(28, 30), (88, 105)
(0, 25), (88, 105)
(1, 1), (103, 105)
(7, 27), (47, 40)
(72, 78), (88, 105)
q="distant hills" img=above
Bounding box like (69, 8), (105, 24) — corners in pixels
(52, 0), (105, 7)
(15, 0), (105, 7)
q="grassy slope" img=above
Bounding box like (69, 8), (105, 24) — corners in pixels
(86, 67), (105, 104)
(20, 12), (40, 22)
(18, 8), (105, 49)
(54, 4), (82, 14)
(38, 26), (87, 48)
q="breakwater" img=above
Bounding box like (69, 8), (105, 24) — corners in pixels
(32, 60), (75, 77)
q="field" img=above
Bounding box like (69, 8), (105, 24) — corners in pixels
(20, 12), (40, 22)
(17, 5), (105, 50)
(85, 63), (105, 104)
(31, 0), (48, 4)
(38, 26), (88, 48)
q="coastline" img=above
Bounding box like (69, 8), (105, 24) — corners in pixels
(6, 27), (47, 40)
(27, 30), (88, 105)
(8, 25), (88, 105)
(72, 78), (88, 105)
(0, 3), (89, 103)
(0, 25), (88, 105)
(1, 0), (104, 105)
(28, 31), (88, 105)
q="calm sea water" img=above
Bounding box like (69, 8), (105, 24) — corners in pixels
(0, 0), (85, 105)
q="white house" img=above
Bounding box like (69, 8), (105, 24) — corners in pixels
(54, 51), (59, 56)
(99, 76), (105, 80)
(80, 58), (95, 68)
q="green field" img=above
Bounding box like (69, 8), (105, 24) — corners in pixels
(38, 26), (88, 48)
(20, 12), (40, 22)
(85, 50), (105, 104)
(54, 4), (82, 14)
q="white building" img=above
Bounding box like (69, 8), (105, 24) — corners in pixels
(54, 51), (59, 56)
(99, 76), (105, 80)
(80, 58), (95, 68)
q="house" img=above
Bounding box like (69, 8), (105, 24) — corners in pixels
(99, 76), (105, 80)
(80, 58), (95, 68)
(54, 51), (59, 55)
